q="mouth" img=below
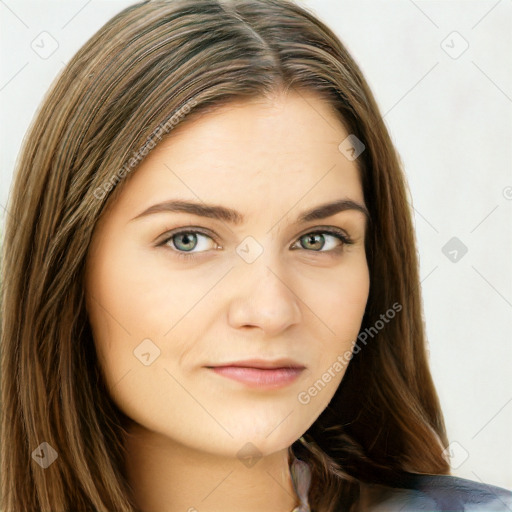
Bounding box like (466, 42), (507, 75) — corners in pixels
(205, 359), (306, 389)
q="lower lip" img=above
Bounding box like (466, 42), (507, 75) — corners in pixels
(207, 366), (304, 389)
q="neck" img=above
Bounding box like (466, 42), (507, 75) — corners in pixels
(123, 422), (301, 512)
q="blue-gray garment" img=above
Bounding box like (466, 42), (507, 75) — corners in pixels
(290, 457), (512, 511)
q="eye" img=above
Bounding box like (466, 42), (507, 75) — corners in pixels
(158, 229), (218, 260)
(291, 228), (353, 254)
(157, 226), (354, 260)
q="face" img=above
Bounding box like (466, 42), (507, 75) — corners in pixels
(84, 91), (370, 458)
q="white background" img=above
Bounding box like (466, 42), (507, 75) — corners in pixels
(1, 0), (511, 489)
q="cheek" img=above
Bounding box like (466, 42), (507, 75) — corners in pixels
(297, 256), (369, 396)
(332, 260), (369, 357)
(306, 255), (369, 340)
(84, 237), (168, 376)
(86, 240), (187, 339)
(85, 238), (216, 387)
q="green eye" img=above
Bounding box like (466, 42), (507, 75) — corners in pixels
(159, 227), (353, 260)
(161, 230), (217, 259)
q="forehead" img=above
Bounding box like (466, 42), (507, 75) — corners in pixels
(105, 91), (364, 220)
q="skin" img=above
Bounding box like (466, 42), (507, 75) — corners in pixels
(84, 91), (370, 512)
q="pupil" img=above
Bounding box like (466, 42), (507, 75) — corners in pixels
(176, 233), (196, 251)
(304, 234), (323, 250)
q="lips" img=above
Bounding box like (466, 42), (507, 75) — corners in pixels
(206, 358), (305, 370)
(205, 359), (305, 388)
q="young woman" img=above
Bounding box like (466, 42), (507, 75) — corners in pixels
(1, 0), (511, 511)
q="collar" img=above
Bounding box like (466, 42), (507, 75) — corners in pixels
(289, 457), (312, 512)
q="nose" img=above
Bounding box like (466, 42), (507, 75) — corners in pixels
(227, 261), (302, 336)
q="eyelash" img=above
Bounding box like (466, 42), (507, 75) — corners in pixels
(157, 226), (354, 261)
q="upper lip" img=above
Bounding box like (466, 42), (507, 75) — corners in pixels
(207, 358), (305, 369)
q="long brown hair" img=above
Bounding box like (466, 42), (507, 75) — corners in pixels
(0, 0), (449, 510)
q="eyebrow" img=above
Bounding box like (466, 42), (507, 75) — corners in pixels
(130, 198), (370, 225)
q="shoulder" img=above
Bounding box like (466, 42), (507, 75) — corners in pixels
(358, 473), (512, 511)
